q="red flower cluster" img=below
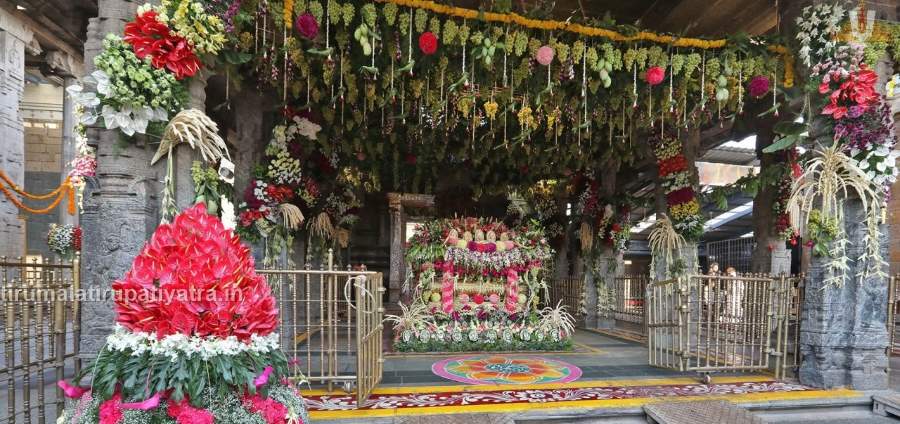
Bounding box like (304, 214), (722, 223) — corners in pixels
(168, 398), (215, 424)
(419, 32), (438, 55)
(244, 393), (291, 424)
(72, 226), (83, 251)
(265, 185), (294, 203)
(820, 66), (879, 120)
(124, 10), (201, 79)
(666, 187), (695, 205)
(645, 66), (665, 86)
(99, 394), (123, 424)
(113, 203), (278, 340)
(657, 154), (687, 177)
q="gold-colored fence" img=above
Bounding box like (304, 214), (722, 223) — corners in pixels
(612, 275), (647, 324)
(549, 275), (583, 320)
(259, 254), (384, 405)
(648, 274), (802, 380)
(1, 256), (81, 424)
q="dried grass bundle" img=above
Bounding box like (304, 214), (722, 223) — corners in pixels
(579, 222), (593, 252)
(309, 212), (334, 241)
(649, 214), (686, 277)
(278, 203), (304, 230)
(152, 109), (229, 165)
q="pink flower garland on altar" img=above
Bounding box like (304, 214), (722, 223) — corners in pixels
(505, 269), (519, 314)
(441, 267), (455, 314)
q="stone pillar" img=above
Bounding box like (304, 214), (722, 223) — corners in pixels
(799, 198), (889, 390)
(652, 243), (698, 282)
(593, 247), (623, 329)
(79, 1), (163, 359)
(0, 9), (35, 258)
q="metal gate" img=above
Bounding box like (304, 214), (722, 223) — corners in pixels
(647, 274), (799, 379)
(1, 255), (81, 424)
(260, 252), (385, 404)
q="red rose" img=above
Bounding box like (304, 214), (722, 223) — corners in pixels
(645, 66), (665, 86)
(419, 32), (438, 55)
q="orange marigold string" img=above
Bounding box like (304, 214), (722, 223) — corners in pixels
(0, 170), (76, 215)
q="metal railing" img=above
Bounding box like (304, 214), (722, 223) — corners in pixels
(549, 275), (583, 320)
(648, 273), (802, 380)
(1, 255), (81, 424)
(259, 252), (384, 404)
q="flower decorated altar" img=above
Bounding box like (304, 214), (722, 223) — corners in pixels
(58, 204), (309, 424)
(388, 217), (575, 352)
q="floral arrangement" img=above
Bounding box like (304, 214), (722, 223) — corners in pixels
(59, 204), (308, 424)
(573, 177), (632, 255)
(653, 136), (703, 241)
(68, 0), (225, 138)
(47, 224), (82, 258)
(767, 3), (899, 285)
(396, 216), (568, 351)
(237, 114), (361, 265)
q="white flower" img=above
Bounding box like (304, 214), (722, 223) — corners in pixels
(91, 70), (111, 97)
(221, 195), (236, 229)
(294, 117), (322, 141)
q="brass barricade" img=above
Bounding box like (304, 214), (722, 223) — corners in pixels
(259, 254), (384, 404)
(612, 275), (647, 324)
(647, 274), (800, 380)
(549, 275), (583, 320)
(1, 255), (81, 424)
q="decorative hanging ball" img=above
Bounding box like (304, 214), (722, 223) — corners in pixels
(748, 75), (771, 98)
(645, 66), (666, 86)
(295, 13), (319, 39)
(419, 32), (438, 55)
(536, 45), (554, 66)
(489, 293), (500, 304)
(473, 294), (485, 305)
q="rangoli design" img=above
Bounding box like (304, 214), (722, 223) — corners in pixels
(432, 355), (582, 385)
(303, 380), (812, 413)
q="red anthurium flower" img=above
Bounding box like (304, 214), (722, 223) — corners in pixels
(113, 203), (278, 340)
(820, 66), (879, 120)
(123, 10), (201, 79)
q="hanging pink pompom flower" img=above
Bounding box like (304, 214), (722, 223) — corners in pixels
(419, 32), (438, 55)
(536, 45), (554, 66)
(748, 75), (770, 98)
(295, 13), (319, 39)
(645, 66), (665, 86)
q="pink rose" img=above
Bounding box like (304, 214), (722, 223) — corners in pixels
(489, 294), (500, 304)
(459, 293), (470, 303)
(645, 66), (665, 86)
(748, 75), (770, 98)
(295, 13), (319, 39)
(536, 45), (554, 66)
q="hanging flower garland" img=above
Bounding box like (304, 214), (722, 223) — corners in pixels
(47, 224), (82, 259)
(237, 113), (362, 265)
(573, 177), (632, 255)
(653, 136), (703, 241)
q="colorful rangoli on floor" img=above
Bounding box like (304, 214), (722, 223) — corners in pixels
(303, 380), (814, 415)
(431, 355), (582, 385)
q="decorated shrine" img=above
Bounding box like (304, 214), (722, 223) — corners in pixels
(5, 0), (899, 421)
(394, 217), (573, 351)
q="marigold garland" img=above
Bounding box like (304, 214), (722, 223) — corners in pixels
(0, 171), (76, 215)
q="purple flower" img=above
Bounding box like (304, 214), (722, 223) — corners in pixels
(847, 105), (865, 119)
(748, 75), (770, 98)
(451, 311), (461, 322)
(295, 13), (319, 39)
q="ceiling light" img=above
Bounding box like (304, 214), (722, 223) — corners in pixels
(16, 4), (26, 10)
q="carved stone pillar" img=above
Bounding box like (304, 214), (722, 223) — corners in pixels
(799, 198), (890, 390)
(0, 9), (35, 258)
(593, 247), (623, 329)
(79, 0), (161, 359)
